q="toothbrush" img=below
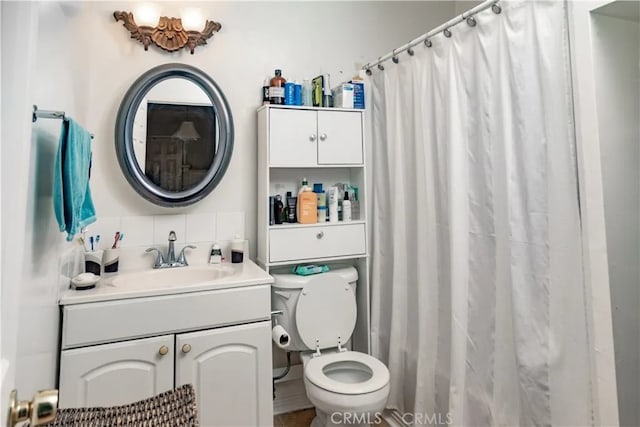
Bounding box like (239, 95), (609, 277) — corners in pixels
(112, 232), (120, 249)
(95, 235), (101, 249)
(118, 233), (124, 248)
(90, 236), (94, 251)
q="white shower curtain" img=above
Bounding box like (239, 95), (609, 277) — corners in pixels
(369, 1), (594, 425)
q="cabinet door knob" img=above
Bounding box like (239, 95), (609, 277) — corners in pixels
(316, 231), (324, 239)
(158, 345), (169, 356)
(319, 133), (327, 141)
(182, 344), (192, 354)
(309, 134), (317, 142)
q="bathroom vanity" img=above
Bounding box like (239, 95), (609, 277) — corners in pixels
(57, 260), (274, 426)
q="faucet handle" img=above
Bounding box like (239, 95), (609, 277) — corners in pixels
(145, 247), (166, 268)
(177, 245), (196, 265)
(168, 231), (177, 241)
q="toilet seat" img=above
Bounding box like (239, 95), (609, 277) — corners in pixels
(305, 351), (390, 395)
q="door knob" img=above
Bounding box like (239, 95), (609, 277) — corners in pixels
(8, 389), (58, 427)
(182, 344), (192, 354)
(158, 345), (169, 356)
(319, 133), (327, 141)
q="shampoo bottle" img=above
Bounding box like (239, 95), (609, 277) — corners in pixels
(299, 187), (317, 224)
(342, 191), (352, 222)
(274, 195), (284, 225)
(284, 80), (295, 105)
(328, 187), (339, 223)
(314, 183), (327, 222)
(262, 77), (270, 105)
(269, 69), (286, 105)
(286, 191), (297, 223)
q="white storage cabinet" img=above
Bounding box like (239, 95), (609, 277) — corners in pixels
(257, 105), (370, 353)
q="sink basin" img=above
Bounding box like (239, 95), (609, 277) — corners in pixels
(112, 266), (236, 289)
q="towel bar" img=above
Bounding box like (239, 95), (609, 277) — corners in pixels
(32, 105), (94, 139)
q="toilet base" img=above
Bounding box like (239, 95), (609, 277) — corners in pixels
(311, 408), (376, 427)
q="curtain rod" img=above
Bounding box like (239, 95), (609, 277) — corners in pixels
(32, 105), (94, 139)
(363, 0), (501, 72)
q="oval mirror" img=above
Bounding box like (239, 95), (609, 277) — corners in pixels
(115, 63), (233, 207)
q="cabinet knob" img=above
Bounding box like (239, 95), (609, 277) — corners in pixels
(316, 231), (324, 239)
(309, 134), (317, 142)
(182, 344), (192, 354)
(158, 345), (169, 356)
(319, 133), (327, 141)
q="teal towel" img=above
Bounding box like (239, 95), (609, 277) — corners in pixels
(53, 118), (96, 241)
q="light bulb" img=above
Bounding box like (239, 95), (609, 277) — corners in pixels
(181, 8), (205, 31)
(135, 3), (159, 27)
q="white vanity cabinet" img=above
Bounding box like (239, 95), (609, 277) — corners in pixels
(58, 270), (274, 427)
(176, 322), (272, 426)
(257, 105), (371, 353)
(59, 335), (174, 408)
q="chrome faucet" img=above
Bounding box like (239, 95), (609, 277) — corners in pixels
(145, 231), (196, 269)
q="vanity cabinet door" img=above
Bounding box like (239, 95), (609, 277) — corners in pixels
(58, 335), (174, 408)
(317, 110), (363, 165)
(176, 321), (273, 427)
(269, 108), (318, 167)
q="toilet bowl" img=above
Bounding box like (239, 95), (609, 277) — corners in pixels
(271, 267), (390, 427)
(302, 350), (390, 427)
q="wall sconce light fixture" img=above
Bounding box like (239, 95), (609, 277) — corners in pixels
(113, 10), (221, 54)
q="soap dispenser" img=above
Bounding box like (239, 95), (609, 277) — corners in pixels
(231, 235), (244, 263)
(209, 243), (223, 264)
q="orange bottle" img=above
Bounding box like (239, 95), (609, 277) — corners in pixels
(298, 190), (318, 224)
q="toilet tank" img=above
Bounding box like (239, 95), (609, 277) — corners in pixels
(271, 266), (358, 352)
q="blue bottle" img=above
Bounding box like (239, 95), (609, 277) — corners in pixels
(284, 81), (295, 105)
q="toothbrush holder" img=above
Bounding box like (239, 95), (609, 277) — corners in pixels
(103, 248), (120, 274)
(84, 250), (104, 276)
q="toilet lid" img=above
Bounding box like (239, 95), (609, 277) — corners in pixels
(295, 273), (357, 350)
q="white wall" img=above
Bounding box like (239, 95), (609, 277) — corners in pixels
(3, 0), (457, 400)
(592, 11), (640, 427)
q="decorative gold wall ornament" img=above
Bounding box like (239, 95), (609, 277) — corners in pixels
(113, 11), (221, 54)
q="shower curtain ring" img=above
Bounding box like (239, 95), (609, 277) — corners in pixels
(444, 28), (452, 38)
(466, 16), (477, 27)
(392, 49), (399, 64)
(492, 3), (502, 14)
(365, 66), (372, 76)
(424, 39), (432, 48)
(377, 58), (385, 71)
(407, 45), (414, 56)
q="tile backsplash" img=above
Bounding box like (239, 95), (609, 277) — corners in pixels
(58, 212), (248, 296)
(88, 212), (244, 251)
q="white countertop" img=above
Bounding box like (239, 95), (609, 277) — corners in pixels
(59, 260), (274, 305)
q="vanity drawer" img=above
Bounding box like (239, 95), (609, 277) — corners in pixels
(61, 284), (271, 349)
(269, 223), (366, 263)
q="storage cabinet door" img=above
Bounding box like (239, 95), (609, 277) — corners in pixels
(269, 109), (317, 166)
(176, 322), (273, 427)
(317, 110), (363, 164)
(59, 335), (174, 408)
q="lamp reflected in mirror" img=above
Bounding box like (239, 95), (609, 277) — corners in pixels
(172, 120), (201, 191)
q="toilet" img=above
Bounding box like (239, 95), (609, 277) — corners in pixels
(271, 267), (390, 427)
